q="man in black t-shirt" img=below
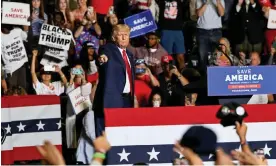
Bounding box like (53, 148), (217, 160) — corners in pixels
(158, 0), (186, 70)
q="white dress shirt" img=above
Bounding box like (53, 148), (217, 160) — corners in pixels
(117, 47), (131, 93)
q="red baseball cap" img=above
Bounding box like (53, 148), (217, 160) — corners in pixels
(161, 55), (173, 63)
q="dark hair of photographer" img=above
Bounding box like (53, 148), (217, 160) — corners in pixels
(7, 86), (27, 96)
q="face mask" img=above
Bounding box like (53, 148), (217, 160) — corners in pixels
(138, 75), (151, 83)
(89, 60), (97, 74)
(153, 100), (161, 107)
(135, 68), (146, 74)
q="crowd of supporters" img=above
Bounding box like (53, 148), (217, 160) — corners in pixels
(1, 0), (276, 164)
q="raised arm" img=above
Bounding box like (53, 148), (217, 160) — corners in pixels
(31, 50), (39, 85)
(216, 0), (225, 16)
(196, 0), (209, 17)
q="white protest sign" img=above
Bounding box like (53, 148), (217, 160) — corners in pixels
(40, 48), (68, 68)
(68, 87), (92, 115)
(2, 38), (28, 73)
(2, 2), (30, 26)
(268, 9), (276, 29)
(39, 24), (72, 50)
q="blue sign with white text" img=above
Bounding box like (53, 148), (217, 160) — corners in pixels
(207, 66), (276, 96)
(124, 10), (157, 38)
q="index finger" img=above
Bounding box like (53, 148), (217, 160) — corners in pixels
(102, 131), (106, 137)
(36, 145), (46, 157)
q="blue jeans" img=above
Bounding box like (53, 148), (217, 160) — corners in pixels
(196, 28), (222, 69)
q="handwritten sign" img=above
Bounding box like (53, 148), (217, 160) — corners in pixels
(39, 24), (73, 50)
(2, 2), (30, 26)
(124, 10), (157, 38)
(207, 66), (276, 96)
(268, 9), (276, 29)
(68, 86), (92, 114)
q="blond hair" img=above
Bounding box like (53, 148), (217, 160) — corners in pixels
(112, 24), (130, 37)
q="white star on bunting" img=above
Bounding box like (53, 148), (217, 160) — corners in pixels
(147, 147), (160, 161)
(5, 124), (11, 134)
(209, 153), (214, 159)
(17, 122), (26, 132)
(117, 148), (131, 162)
(236, 145), (242, 152)
(177, 151), (184, 158)
(263, 144), (272, 157)
(36, 121), (45, 130)
(56, 120), (61, 129)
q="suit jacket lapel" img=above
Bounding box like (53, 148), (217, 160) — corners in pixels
(111, 43), (126, 71)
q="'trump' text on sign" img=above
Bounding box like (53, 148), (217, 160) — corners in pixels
(124, 10), (157, 38)
(39, 24), (73, 50)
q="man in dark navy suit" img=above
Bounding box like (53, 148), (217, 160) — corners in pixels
(93, 24), (135, 136)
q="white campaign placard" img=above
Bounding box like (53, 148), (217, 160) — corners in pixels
(39, 24), (72, 50)
(268, 9), (276, 29)
(68, 87), (92, 115)
(2, 2), (30, 26)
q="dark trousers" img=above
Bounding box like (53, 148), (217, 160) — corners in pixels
(196, 28), (222, 69)
(6, 64), (27, 90)
(95, 94), (132, 137)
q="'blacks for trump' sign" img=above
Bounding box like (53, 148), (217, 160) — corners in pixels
(39, 24), (73, 50)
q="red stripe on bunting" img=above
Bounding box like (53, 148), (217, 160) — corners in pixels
(105, 104), (276, 127)
(1, 145), (62, 164)
(1, 95), (60, 108)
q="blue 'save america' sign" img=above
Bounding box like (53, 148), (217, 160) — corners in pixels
(124, 10), (157, 38)
(207, 66), (276, 96)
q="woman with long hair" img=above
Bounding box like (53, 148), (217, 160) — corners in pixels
(56, 0), (75, 29)
(72, 0), (88, 22)
(30, 0), (48, 38)
(78, 41), (98, 84)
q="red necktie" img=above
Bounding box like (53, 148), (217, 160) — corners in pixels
(122, 50), (133, 94)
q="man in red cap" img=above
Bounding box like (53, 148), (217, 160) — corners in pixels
(157, 55), (189, 106)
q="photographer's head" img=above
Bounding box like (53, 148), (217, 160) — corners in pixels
(40, 68), (52, 82)
(112, 24), (130, 49)
(250, 52), (261, 66)
(109, 14), (118, 26)
(218, 38), (231, 54)
(7, 86), (27, 96)
(135, 59), (147, 76)
(148, 87), (164, 107)
(71, 64), (85, 84)
(161, 55), (174, 73)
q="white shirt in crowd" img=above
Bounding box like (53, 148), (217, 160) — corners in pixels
(196, 0), (225, 29)
(33, 81), (64, 96)
(1, 28), (28, 74)
(118, 47), (131, 93)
